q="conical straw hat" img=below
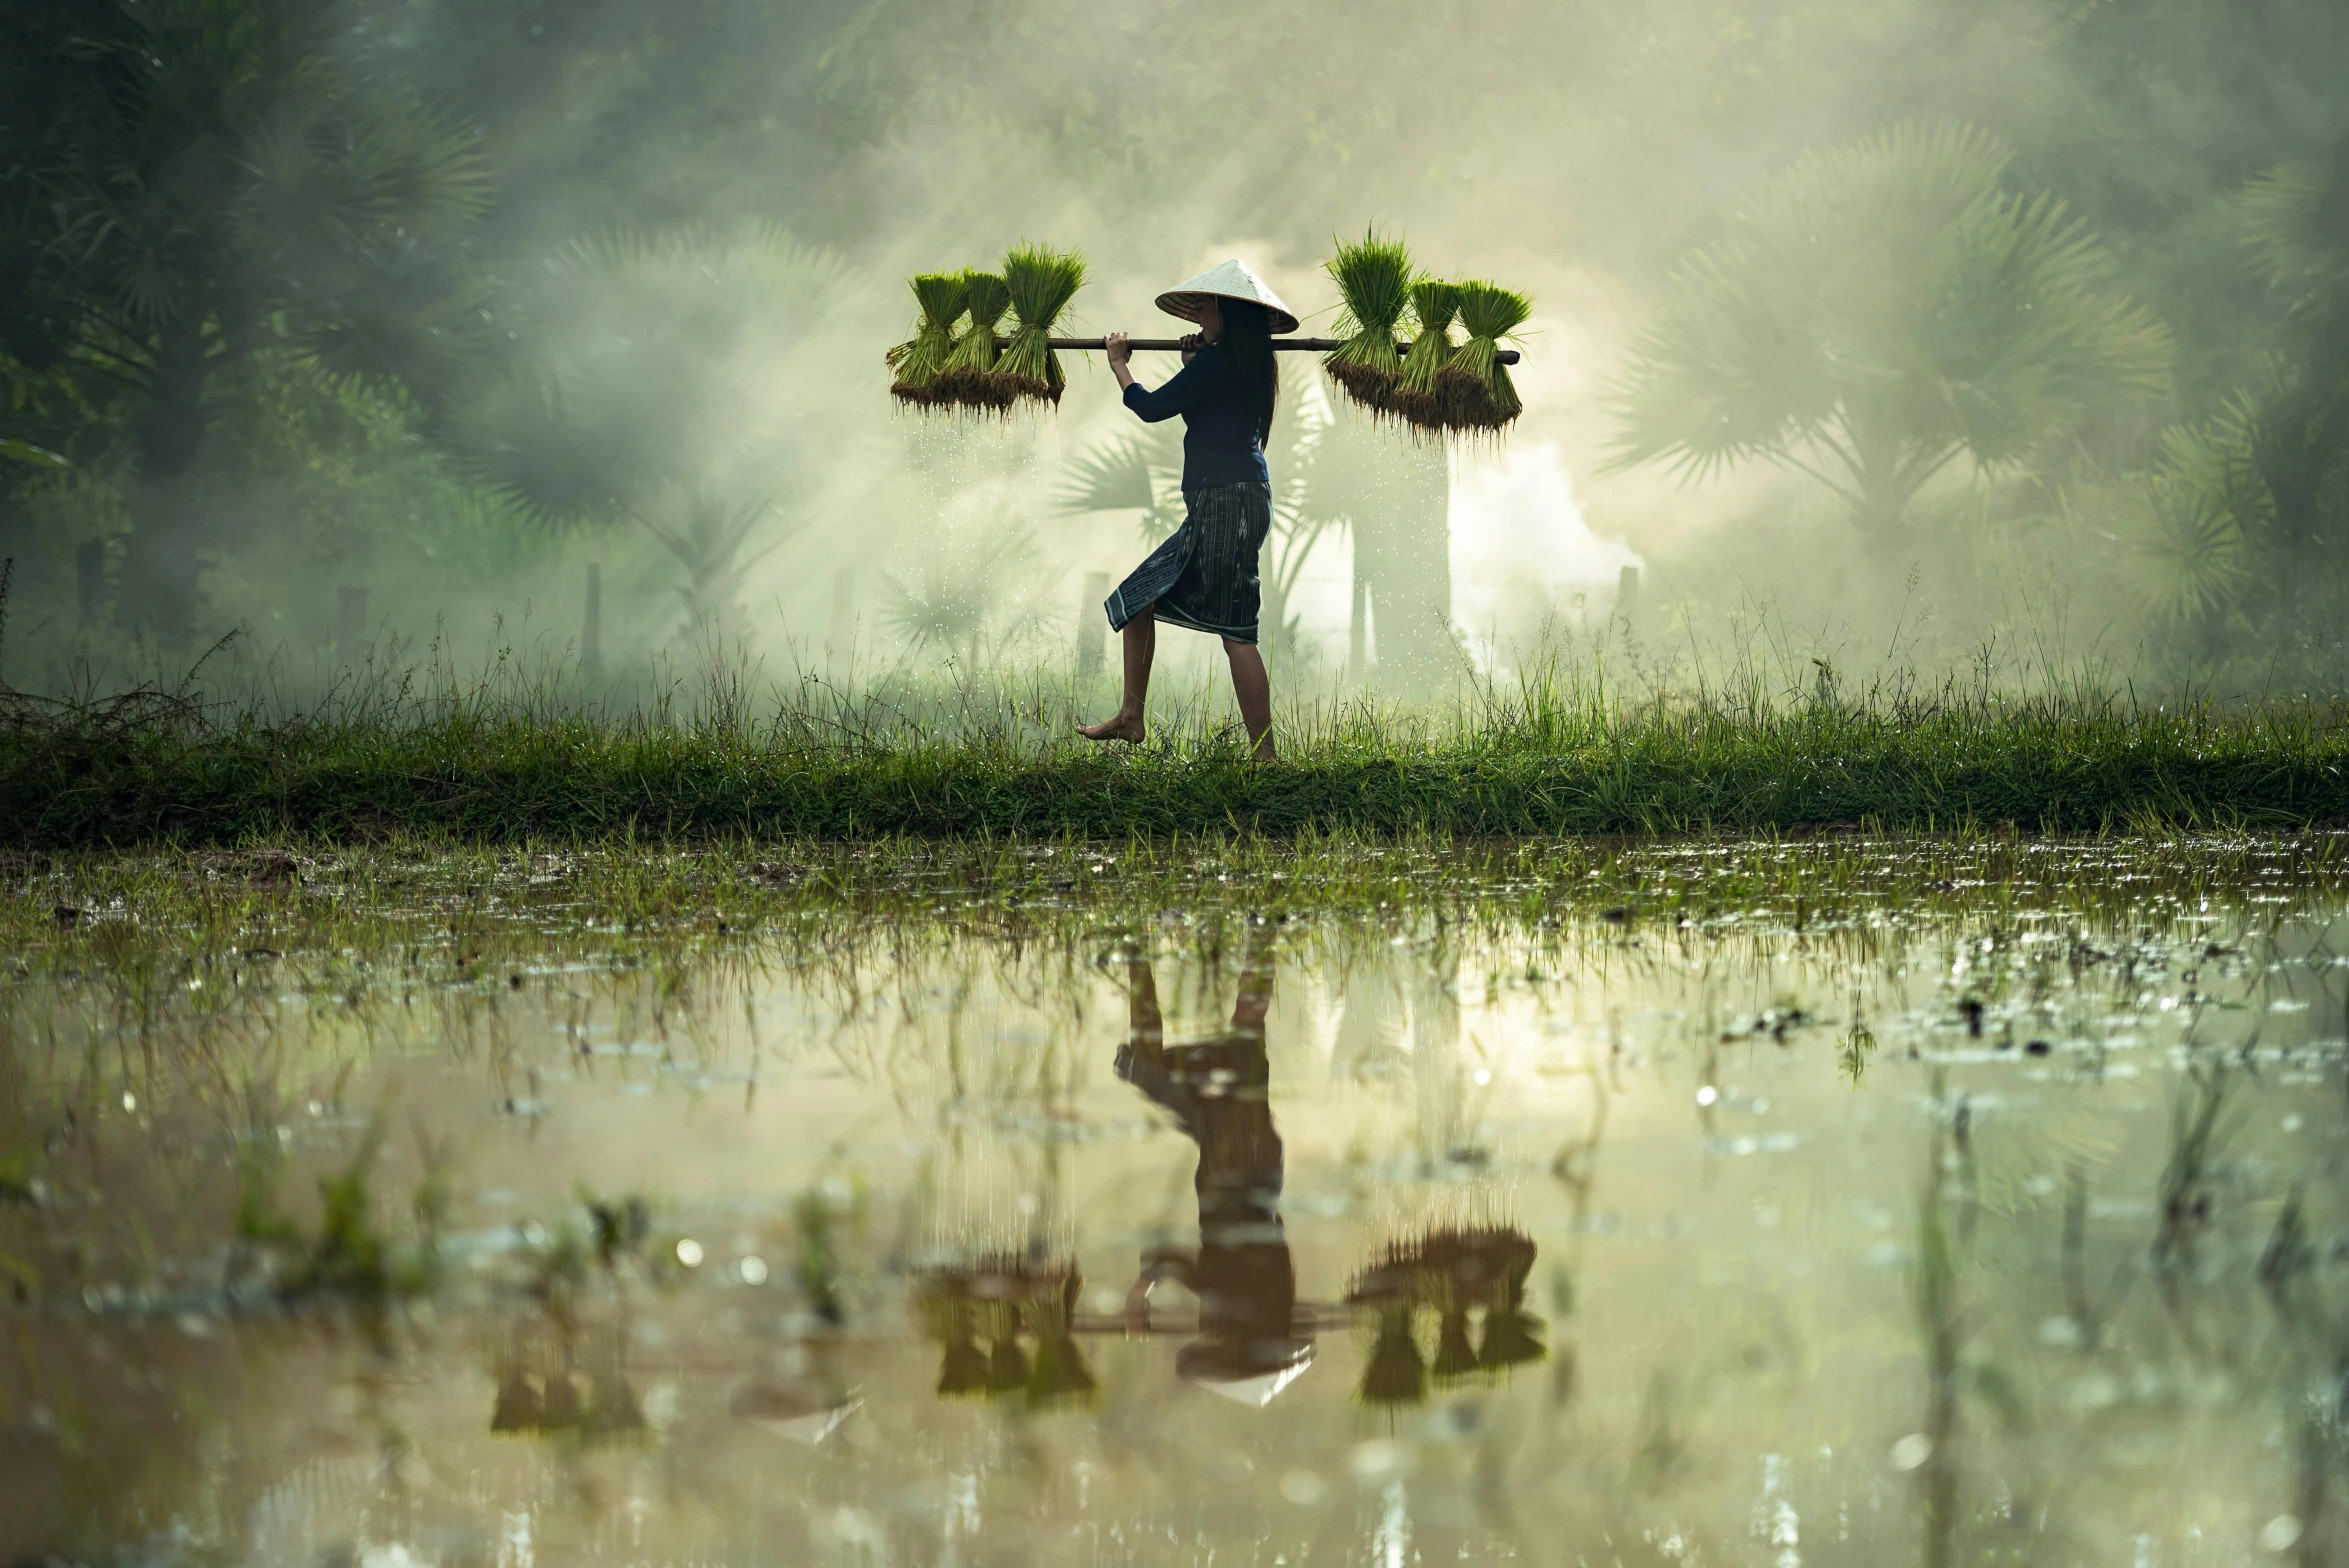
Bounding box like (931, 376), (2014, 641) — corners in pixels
(1177, 1339), (1315, 1407)
(1187, 1357), (1314, 1408)
(1155, 258), (1300, 334)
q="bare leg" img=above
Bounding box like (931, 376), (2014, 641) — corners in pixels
(1079, 609), (1153, 743)
(1223, 637), (1275, 761)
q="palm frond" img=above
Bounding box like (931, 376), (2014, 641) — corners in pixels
(1607, 117), (2170, 501)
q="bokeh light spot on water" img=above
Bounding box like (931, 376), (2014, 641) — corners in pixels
(1888, 1434), (1934, 1472)
(675, 1238), (704, 1267)
(2260, 1515), (2304, 1553)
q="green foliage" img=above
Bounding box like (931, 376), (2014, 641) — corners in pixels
(0, 0), (494, 642)
(1323, 229), (1414, 417)
(462, 225), (865, 637)
(2120, 150), (2349, 658)
(997, 243), (1087, 406)
(0, 440), (66, 469)
(1611, 121), (2170, 572)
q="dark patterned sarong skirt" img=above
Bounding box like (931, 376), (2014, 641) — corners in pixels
(1104, 481), (1273, 645)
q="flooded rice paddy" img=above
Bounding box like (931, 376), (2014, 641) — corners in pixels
(4, 836), (2348, 1567)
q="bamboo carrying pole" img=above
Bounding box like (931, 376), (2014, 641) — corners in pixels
(1005, 336), (1522, 364)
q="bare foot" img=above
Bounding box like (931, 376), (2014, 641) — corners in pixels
(1077, 713), (1146, 743)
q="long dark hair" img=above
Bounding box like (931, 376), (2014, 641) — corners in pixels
(1217, 298), (1279, 448)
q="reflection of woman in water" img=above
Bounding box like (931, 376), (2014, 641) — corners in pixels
(1116, 940), (1313, 1404)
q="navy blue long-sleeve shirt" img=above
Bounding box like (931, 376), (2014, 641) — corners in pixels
(1121, 341), (1271, 490)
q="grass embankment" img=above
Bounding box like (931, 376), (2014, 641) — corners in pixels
(5, 676), (2347, 845)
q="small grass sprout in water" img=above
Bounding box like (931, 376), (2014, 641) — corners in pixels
(997, 241), (1086, 407)
(1323, 227), (1414, 419)
(934, 268), (1014, 410)
(1443, 280), (1530, 433)
(887, 272), (970, 405)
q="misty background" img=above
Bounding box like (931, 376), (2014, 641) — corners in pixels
(5, 0), (2345, 707)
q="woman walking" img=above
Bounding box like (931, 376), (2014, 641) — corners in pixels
(1078, 259), (1294, 761)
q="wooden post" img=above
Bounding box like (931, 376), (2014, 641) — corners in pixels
(1348, 576), (1370, 680)
(1078, 571), (1109, 674)
(76, 539), (105, 628)
(581, 561), (603, 681)
(829, 567), (857, 672)
(336, 585), (368, 655)
(1615, 564), (1641, 630)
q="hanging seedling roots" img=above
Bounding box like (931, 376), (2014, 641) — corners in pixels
(1323, 227), (1414, 424)
(998, 242), (1087, 409)
(1440, 279), (1530, 435)
(932, 269), (1015, 408)
(888, 272), (970, 406)
(888, 231), (1524, 432)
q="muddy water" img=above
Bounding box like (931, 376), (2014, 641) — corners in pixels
(4, 840), (2347, 1567)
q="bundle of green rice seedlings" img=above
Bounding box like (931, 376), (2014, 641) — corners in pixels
(933, 268), (1014, 410)
(1441, 280), (1532, 433)
(886, 272), (970, 406)
(1391, 279), (1462, 431)
(997, 242), (1087, 407)
(1323, 228), (1413, 416)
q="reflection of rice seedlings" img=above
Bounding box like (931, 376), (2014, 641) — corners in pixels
(934, 270), (1013, 410)
(1478, 1259), (1548, 1375)
(914, 1257), (1087, 1408)
(888, 273), (969, 405)
(998, 243), (1086, 407)
(1431, 1305), (1478, 1383)
(1392, 280), (1461, 431)
(928, 1296), (990, 1397)
(489, 1320), (645, 1441)
(986, 1314), (1031, 1395)
(1023, 1274), (1098, 1408)
(1323, 229), (1412, 417)
(1350, 1224), (1544, 1402)
(1360, 1301), (1428, 1407)
(1441, 281), (1529, 433)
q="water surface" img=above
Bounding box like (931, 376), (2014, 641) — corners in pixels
(4, 838), (2346, 1567)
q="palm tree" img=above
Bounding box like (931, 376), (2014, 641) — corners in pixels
(463, 227), (865, 647)
(1609, 120), (2170, 582)
(2124, 141), (2349, 659)
(0, 0), (491, 647)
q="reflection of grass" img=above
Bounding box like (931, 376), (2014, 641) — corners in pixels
(9, 655), (2349, 843)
